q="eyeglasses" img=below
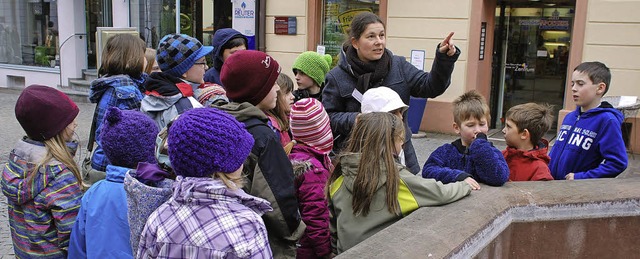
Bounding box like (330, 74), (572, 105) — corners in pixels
(194, 62), (208, 68)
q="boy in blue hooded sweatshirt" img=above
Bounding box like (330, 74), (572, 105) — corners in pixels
(549, 61), (628, 180)
(203, 28), (247, 85)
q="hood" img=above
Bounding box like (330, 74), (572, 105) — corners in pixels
(124, 170), (174, 210)
(291, 160), (313, 178)
(211, 101), (268, 123)
(2, 139), (65, 205)
(574, 101), (624, 124)
(504, 139), (550, 163)
(212, 29), (247, 70)
(171, 176), (272, 215)
(337, 153), (402, 194)
(289, 144), (333, 177)
(89, 74), (147, 103)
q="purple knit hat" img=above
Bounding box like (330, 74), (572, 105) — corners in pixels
(168, 108), (255, 177)
(290, 98), (333, 154)
(100, 107), (159, 169)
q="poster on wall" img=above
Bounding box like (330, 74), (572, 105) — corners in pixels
(232, 0), (256, 50)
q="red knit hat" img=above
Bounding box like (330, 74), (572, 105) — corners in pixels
(290, 98), (333, 154)
(15, 85), (79, 141)
(221, 50), (281, 106)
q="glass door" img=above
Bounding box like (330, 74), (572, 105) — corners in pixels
(491, 4), (574, 131)
(86, 0), (112, 68)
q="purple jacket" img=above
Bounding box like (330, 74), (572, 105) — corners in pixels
(289, 144), (332, 258)
(137, 176), (273, 258)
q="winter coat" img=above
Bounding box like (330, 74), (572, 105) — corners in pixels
(322, 46), (459, 175)
(211, 101), (306, 258)
(549, 102), (628, 179)
(422, 135), (509, 186)
(503, 139), (553, 181)
(1, 138), (82, 258)
(140, 72), (203, 130)
(89, 74), (147, 171)
(124, 169), (174, 256)
(289, 144), (332, 259)
(328, 153), (471, 254)
(268, 114), (293, 147)
(203, 28), (247, 85)
(137, 176), (273, 258)
(68, 165), (133, 258)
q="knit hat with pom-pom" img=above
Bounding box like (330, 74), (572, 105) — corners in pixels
(168, 108), (254, 177)
(100, 107), (159, 169)
(292, 51), (332, 87)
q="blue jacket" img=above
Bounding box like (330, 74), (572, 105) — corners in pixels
(68, 165), (133, 258)
(549, 102), (628, 179)
(322, 46), (459, 174)
(203, 28), (247, 85)
(422, 135), (509, 186)
(89, 74), (147, 171)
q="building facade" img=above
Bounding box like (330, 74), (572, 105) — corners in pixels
(0, 0), (638, 151)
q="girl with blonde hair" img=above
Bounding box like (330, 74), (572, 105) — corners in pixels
(327, 112), (472, 254)
(2, 85), (84, 258)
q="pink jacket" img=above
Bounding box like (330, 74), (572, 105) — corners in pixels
(289, 144), (332, 258)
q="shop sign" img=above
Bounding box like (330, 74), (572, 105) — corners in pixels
(274, 16), (297, 35)
(539, 19), (570, 30)
(338, 8), (371, 34)
(232, 0), (256, 49)
(505, 63), (535, 73)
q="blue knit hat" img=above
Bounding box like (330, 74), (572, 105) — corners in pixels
(156, 34), (213, 77)
(168, 108), (254, 177)
(100, 107), (159, 169)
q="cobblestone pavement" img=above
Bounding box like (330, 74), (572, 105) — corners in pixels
(0, 91), (637, 256)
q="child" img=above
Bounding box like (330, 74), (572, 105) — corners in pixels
(422, 90), (509, 187)
(2, 85), (83, 258)
(68, 107), (159, 258)
(141, 33), (217, 129)
(292, 51), (332, 101)
(89, 33), (147, 177)
(266, 73), (296, 148)
(144, 48), (161, 74)
(211, 50), (305, 258)
(289, 98), (333, 258)
(137, 108), (273, 258)
(203, 28), (247, 85)
(327, 112), (471, 254)
(361, 86), (410, 166)
(549, 61), (628, 180)
(502, 103), (554, 181)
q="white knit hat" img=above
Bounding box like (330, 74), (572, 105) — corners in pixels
(361, 86), (408, 114)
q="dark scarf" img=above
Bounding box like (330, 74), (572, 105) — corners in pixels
(345, 45), (392, 93)
(143, 72), (194, 97)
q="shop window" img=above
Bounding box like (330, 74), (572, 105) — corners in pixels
(321, 0), (379, 67)
(0, 0), (59, 67)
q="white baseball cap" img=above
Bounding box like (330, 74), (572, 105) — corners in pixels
(361, 86), (409, 114)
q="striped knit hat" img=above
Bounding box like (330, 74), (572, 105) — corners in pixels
(290, 98), (333, 154)
(156, 34), (213, 77)
(194, 83), (228, 106)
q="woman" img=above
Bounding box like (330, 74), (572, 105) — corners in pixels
(322, 12), (460, 174)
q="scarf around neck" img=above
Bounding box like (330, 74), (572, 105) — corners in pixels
(345, 45), (392, 93)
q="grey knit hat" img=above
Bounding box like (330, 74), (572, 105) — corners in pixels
(156, 34), (213, 77)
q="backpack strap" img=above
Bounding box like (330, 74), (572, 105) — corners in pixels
(86, 104), (100, 152)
